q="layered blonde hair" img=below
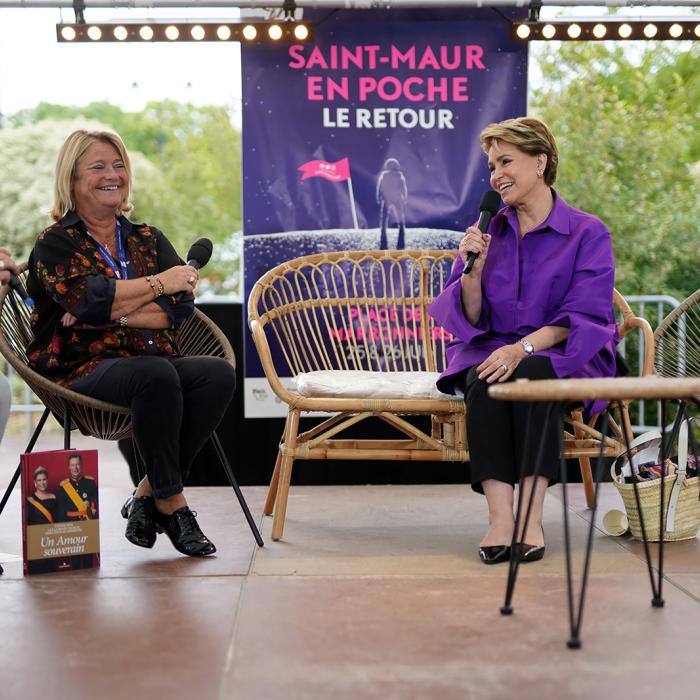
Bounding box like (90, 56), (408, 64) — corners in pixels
(480, 117), (559, 186)
(51, 129), (133, 221)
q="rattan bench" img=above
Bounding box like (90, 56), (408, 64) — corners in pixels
(248, 249), (654, 540)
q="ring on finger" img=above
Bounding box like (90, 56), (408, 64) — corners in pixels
(0, 261), (5, 269)
(500, 363), (508, 372)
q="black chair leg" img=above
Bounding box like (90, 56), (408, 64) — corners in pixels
(210, 431), (264, 547)
(63, 407), (71, 449)
(0, 407), (51, 575)
(0, 407), (51, 518)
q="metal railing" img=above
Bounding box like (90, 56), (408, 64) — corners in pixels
(621, 294), (681, 433)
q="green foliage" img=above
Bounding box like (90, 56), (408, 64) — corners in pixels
(531, 43), (700, 303)
(0, 118), (164, 261)
(3, 101), (242, 294)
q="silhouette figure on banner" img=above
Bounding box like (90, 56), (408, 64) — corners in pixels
(376, 158), (408, 250)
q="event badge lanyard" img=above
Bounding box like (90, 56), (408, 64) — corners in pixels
(88, 221), (129, 280)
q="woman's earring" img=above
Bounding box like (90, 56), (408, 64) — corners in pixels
(536, 169), (543, 177)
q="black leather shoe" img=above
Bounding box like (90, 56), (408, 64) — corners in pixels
(513, 542), (545, 563)
(120, 492), (135, 519)
(479, 545), (511, 565)
(154, 506), (216, 557)
(124, 495), (158, 549)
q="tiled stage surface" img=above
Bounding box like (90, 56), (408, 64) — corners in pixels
(1, 437), (699, 699)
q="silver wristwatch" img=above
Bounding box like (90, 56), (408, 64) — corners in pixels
(519, 338), (534, 356)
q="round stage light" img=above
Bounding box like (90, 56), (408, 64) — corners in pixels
(592, 24), (607, 39)
(242, 25), (257, 41)
(567, 24), (581, 39)
(217, 25), (231, 40)
(541, 24), (556, 40)
(695, 24), (700, 38)
(113, 25), (128, 41)
(618, 23), (632, 39)
(669, 24), (683, 38)
(191, 25), (205, 41)
(294, 24), (309, 41)
(87, 26), (102, 41)
(516, 24), (531, 39)
(268, 24), (283, 41)
(165, 25), (179, 41)
(139, 25), (154, 41)
(643, 24), (657, 39)
(61, 26), (76, 41)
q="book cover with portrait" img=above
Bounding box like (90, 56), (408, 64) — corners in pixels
(20, 449), (100, 575)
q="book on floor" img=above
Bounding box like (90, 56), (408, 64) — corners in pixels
(20, 449), (100, 575)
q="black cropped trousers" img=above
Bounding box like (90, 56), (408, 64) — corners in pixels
(457, 356), (560, 495)
(82, 355), (236, 499)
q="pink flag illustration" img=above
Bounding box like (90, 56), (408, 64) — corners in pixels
(298, 157), (351, 182)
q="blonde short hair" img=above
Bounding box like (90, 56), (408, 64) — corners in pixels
(51, 129), (133, 221)
(480, 117), (559, 186)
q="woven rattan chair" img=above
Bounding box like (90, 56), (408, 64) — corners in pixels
(249, 250), (654, 540)
(0, 264), (262, 547)
(563, 290), (655, 507)
(654, 288), (700, 379)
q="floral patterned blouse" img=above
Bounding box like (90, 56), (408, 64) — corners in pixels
(27, 211), (195, 388)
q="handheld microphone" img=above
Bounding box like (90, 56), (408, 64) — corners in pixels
(8, 274), (33, 307)
(463, 190), (501, 275)
(186, 238), (213, 270)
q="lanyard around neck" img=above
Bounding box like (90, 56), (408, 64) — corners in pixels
(88, 220), (129, 280)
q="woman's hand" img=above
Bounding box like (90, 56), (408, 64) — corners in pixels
(459, 226), (491, 277)
(156, 265), (199, 294)
(0, 247), (20, 285)
(61, 312), (77, 327)
(477, 343), (526, 384)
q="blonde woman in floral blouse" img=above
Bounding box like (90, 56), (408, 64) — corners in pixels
(27, 129), (235, 558)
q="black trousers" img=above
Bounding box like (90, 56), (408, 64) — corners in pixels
(83, 356), (236, 498)
(458, 356), (560, 495)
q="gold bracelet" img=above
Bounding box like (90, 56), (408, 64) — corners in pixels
(145, 276), (158, 299)
(152, 275), (166, 297)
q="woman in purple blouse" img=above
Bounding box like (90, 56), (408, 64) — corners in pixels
(428, 117), (618, 565)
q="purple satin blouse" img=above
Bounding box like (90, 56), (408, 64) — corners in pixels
(428, 190), (618, 414)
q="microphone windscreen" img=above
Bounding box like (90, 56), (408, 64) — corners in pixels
(479, 190), (501, 216)
(186, 238), (213, 269)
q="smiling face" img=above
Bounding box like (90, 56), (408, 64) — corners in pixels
(72, 140), (128, 218)
(34, 472), (49, 493)
(487, 140), (547, 209)
(68, 457), (82, 480)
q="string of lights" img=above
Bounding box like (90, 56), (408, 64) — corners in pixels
(513, 19), (700, 41)
(56, 20), (313, 42)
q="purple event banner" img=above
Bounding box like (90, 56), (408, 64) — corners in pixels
(242, 8), (527, 417)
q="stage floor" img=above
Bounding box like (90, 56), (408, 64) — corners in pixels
(1, 438), (699, 699)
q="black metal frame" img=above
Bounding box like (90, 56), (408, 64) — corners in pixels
(499, 397), (699, 648)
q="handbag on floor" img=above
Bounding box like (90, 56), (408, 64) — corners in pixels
(611, 419), (700, 542)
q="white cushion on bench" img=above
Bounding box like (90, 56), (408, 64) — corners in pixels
(294, 370), (460, 401)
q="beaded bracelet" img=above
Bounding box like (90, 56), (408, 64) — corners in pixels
(153, 275), (166, 297)
(145, 275), (159, 299)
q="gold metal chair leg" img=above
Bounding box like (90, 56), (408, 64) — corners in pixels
(271, 410), (300, 541)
